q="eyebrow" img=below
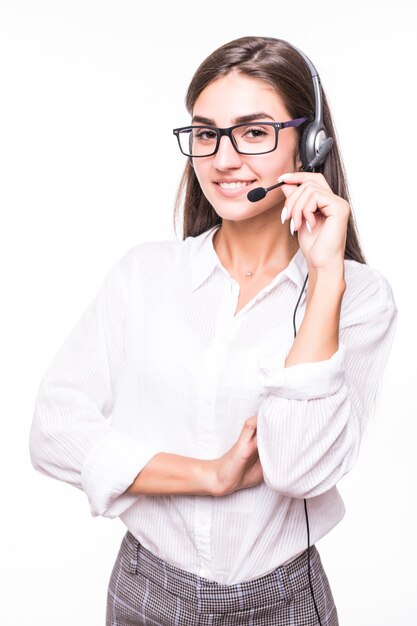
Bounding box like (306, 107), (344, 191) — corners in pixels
(191, 112), (275, 125)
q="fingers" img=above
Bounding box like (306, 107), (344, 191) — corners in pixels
(233, 416), (258, 457)
(244, 415), (257, 430)
(278, 172), (348, 234)
(277, 171), (330, 188)
(238, 416), (257, 447)
(242, 458), (264, 489)
(279, 173), (324, 235)
(285, 184), (320, 233)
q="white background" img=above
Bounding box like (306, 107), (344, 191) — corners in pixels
(1, 1), (415, 624)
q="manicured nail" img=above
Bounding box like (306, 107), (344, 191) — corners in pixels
(290, 218), (295, 235)
(306, 220), (312, 233)
(277, 172), (292, 182)
(281, 207), (287, 223)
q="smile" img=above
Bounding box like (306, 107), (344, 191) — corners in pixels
(216, 181), (255, 189)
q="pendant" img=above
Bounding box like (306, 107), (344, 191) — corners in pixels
(245, 271), (253, 277)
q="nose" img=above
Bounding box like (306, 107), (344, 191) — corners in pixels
(212, 134), (243, 170)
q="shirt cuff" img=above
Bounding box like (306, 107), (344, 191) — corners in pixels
(257, 344), (346, 400)
(81, 429), (159, 517)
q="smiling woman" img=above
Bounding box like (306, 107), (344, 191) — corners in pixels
(30, 36), (397, 626)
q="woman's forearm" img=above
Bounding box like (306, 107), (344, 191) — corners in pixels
(125, 416), (264, 497)
(125, 452), (216, 496)
(285, 264), (346, 367)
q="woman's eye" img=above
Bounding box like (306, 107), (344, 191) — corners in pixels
(195, 129), (217, 141)
(244, 126), (268, 139)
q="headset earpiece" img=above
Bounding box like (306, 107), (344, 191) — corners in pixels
(300, 122), (328, 170)
(299, 123), (312, 169)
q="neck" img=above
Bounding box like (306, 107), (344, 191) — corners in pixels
(213, 213), (299, 278)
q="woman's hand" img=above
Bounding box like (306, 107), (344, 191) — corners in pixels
(211, 415), (263, 497)
(279, 172), (350, 271)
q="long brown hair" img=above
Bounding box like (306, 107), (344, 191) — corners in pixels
(174, 36), (365, 264)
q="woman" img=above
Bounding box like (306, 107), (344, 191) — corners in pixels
(30, 36), (397, 625)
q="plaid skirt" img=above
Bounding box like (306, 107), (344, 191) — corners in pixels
(106, 530), (339, 625)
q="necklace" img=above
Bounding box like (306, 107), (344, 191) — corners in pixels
(245, 270), (254, 277)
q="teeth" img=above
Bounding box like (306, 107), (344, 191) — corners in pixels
(218, 181), (251, 189)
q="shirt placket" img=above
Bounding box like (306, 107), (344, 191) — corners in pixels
(194, 277), (241, 579)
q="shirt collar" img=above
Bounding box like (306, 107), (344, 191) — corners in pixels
(189, 225), (222, 291)
(188, 224), (308, 292)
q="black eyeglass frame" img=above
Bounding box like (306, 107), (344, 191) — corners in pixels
(172, 117), (307, 157)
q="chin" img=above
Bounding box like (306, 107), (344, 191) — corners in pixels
(214, 210), (272, 224)
(211, 198), (281, 223)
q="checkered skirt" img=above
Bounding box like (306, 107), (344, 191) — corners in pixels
(106, 531), (338, 625)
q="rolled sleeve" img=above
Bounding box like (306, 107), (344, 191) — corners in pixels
(81, 430), (159, 517)
(258, 345), (347, 400)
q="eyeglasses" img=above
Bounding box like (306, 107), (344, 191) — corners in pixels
(172, 118), (307, 158)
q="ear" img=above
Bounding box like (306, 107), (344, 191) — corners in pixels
(294, 150), (303, 172)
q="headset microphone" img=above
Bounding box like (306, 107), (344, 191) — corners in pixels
(247, 137), (334, 203)
(247, 180), (285, 203)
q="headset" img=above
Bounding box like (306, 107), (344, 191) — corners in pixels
(250, 40), (331, 625)
(290, 41), (334, 172)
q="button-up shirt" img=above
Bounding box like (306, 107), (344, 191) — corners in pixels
(30, 224), (397, 584)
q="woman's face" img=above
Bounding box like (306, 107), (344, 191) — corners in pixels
(191, 71), (300, 223)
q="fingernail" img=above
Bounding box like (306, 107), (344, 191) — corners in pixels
(306, 220), (312, 233)
(281, 207), (287, 224)
(290, 218), (295, 235)
(277, 172), (292, 182)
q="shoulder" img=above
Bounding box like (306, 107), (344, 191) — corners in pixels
(114, 236), (190, 276)
(115, 227), (216, 280)
(341, 260), (397, 326)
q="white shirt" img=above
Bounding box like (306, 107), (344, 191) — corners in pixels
(30, 224), (397, 584)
